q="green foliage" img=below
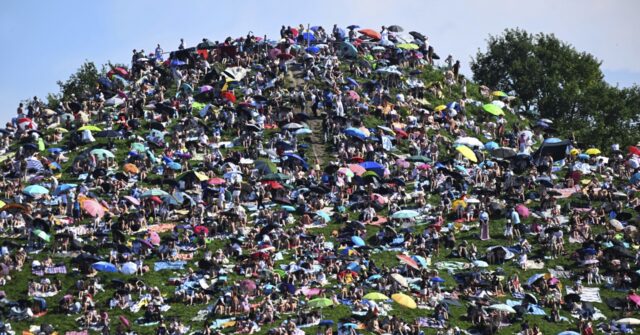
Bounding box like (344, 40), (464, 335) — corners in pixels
(56, 60), (100, 100)
(471, 28), (640, 148)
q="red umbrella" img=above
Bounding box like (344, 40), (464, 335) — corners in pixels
(194, 226), (209, 235)
(262, 180), (283, 189)
(629, 146), (640, 156)
(395, 129), (408, 139)
(82, 199), (105, 218)
(221, 91), (236, 103)
(417, 163), (431, 170)
(358, 29), (381, 40)
(515, 204), (530, 218)
(290, 28), (299, 37)
(149, 196), (163, 204)
(350, 156), (365, 163)
(208, 177), (226, 185)
(396, 254), (420, 270)
(17, 117), (35, 130)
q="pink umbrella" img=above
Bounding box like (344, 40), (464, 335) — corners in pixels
(515, 204), (530, 218)
(269, 48), (282, 60)
(396, 254), (420, 270)
(208, 177), (226, 185)
(123, 196), (140, 206)
(301, 287), (322, 297)
(82, 199), (105, 218)
(149, 232), (161, 245)
(396, 159), (410, 169)
(337, 167), (354, 177)
(417, 163), (431, 170)
(119, 315), (130, 328)
(348, 164), (366, 176)
(199, 85), (214, 93)
(346, 90), (360, 102)
(371, 193), (388, 205)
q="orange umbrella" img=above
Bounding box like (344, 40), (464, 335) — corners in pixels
(396, 254), (420, 270)
(358, 29), (381, 40)
(348, 164), (366, 176)
(123, 163), (139, 174)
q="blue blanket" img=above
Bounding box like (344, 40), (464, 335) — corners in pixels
(154, 261), (186, 271)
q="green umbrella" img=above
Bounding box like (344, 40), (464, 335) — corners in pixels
(261, 173), (291, 181)
(90, 149), (115, 160)
(33, 229), (51, 242)
(255, 159), (277, 174)
(391, 210), (419, 219)
(406, 155), (431, 163)
(363, 292), (390, 301)
(482, 104), (505, 116)
(361, 171), (380, 179)
(308, 298), (333, 308)
(397, 43), (419, 50)
(140, 189), (170, 198)
(131, 143), (146, 153)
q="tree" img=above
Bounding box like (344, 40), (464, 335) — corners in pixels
(57, 60), (100, 100)
(470, 28), (639, 147)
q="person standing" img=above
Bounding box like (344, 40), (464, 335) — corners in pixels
(480, 209), (490, 240)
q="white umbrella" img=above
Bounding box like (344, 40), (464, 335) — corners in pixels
(120, 262), (137, 275)
(617, 318), (640, 325)
(454, 137), (484, 148)
(391, 273), (408, 287)
(488, 304), (516, 313)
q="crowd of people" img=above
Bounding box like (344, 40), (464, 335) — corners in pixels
(0, 22), (638, 335)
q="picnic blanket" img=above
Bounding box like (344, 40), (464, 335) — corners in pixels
(435, 261), (467, 271)
(416, 317), (445, 328)
(32, 265), (67, 276)
(176, 253), (194, 260)
(566, 287), (602, 303)
(154, 261), (186, 271)
(148, 223), (176, 233)
(554, 186), (581, 199)
(549, 268), (572, 279)
(525, 260), (545, 269)
(65, 331), (88, 335)
(506, 300), (547, 315)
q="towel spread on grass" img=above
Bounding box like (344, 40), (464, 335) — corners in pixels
(32, 265), (67, 276)
(525, 260), (545, 269)
(416, 317), (445, 328)
(566, 287), (602, 303)
(549, 268), (573, 279)
(148, 223), (175, 233)
(154, 261), (186, 271)
(435, 261), (468, 271)
(506, 300), (547, 315)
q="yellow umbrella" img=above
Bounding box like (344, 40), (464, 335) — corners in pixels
(54, 128), (68, 133)
(392, 293), (417, 309)
(397, 43), (419, 50)
(435, 105), (447, 112)
(78, 125), (102, 132)
(570, 148), (581, 156)
(585, 148), (601, 156)
(363, 292), (390, 301)
(452, 199), (467, 210)
(492, 90), (508, 97)
(455, 145), (478, 163)
(0, 200), (5, 208)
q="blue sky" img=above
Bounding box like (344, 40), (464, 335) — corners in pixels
(0, 0), (638, 122)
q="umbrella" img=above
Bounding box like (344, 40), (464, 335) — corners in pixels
(92, 261), (118, 273)
(396, 254), (419, 270)
(484, 141), (499, 150)
(391, 210), (419, 219)
(585, 148), (601, 156)
(358, 29), (381, 40)
(492, 91), (508, 97)
(90, 149), (115, 160)
(23, 185), (49, 196)
(482, 104), (505, 116)
(515, 204), (530, 218)
(616, 318), (640, 325)
(120, 262), (137, 275)
(82, 199), (106, 218)
(123, 196), (140, 206)
(78, 125), (102, 132)
(488, 304), (517, 313)
(344, 127), (368, 140)
(123, 163), (139, 174)
(308, 298), (333, 308)
(239, 279), (257, 292)
(397, 43), (419, 50)
(387, 25), (404, 32)
(492, 147), (517, 159)
(33, 229), (50, 242)
(430, 277), (445, 283)
(472, 260), (489, 268)
(454, 137), (484, 148)
(455, 145), (478, 163)
(363, 292), (389, 301)
(557, 332), (580, 335)
(53, 184), (77, 196)
(391, 273), (408, 287)
(391, 293), (417, 309)
(140, 189), (170, 198)
(351, 236), (366, 247)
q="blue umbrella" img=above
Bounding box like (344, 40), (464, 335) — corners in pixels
(47, 147), (63, 153)
(344, 127), (368, 140)
(167, 162), (182, 170)
(412, 255), (427, 268)
(23, 185), (49, 196)
(98, 77), (113, 89)
(170, 59), (186, 66)
(53, 184), (77, 196)
(526, 273), (546, 286)
(279, 282), (296, 294)
(335, 28), (346, 39)
(92, 261), (118, 273)
(305, 46), (320, 54)
(281, 205), (296, 212)
(578, 153), (590, 160)
(544, 137), (562, 144)
(301, 32), (315, 42)
(367, 274), (382, 281)
(309, 26), (320, 32)
(346, 262), (361, 272)
(351, 236), (366, 247)
(484, 141), (499, 150)
(346, 77), (359, 87)
(319, 320), (334, 327)
(360, 161), (385, 176)
(631, 172), (640, 184)
(346, 25), (360, 30)
(430, 277), (445, 283)
(284, 153), (309, 170)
